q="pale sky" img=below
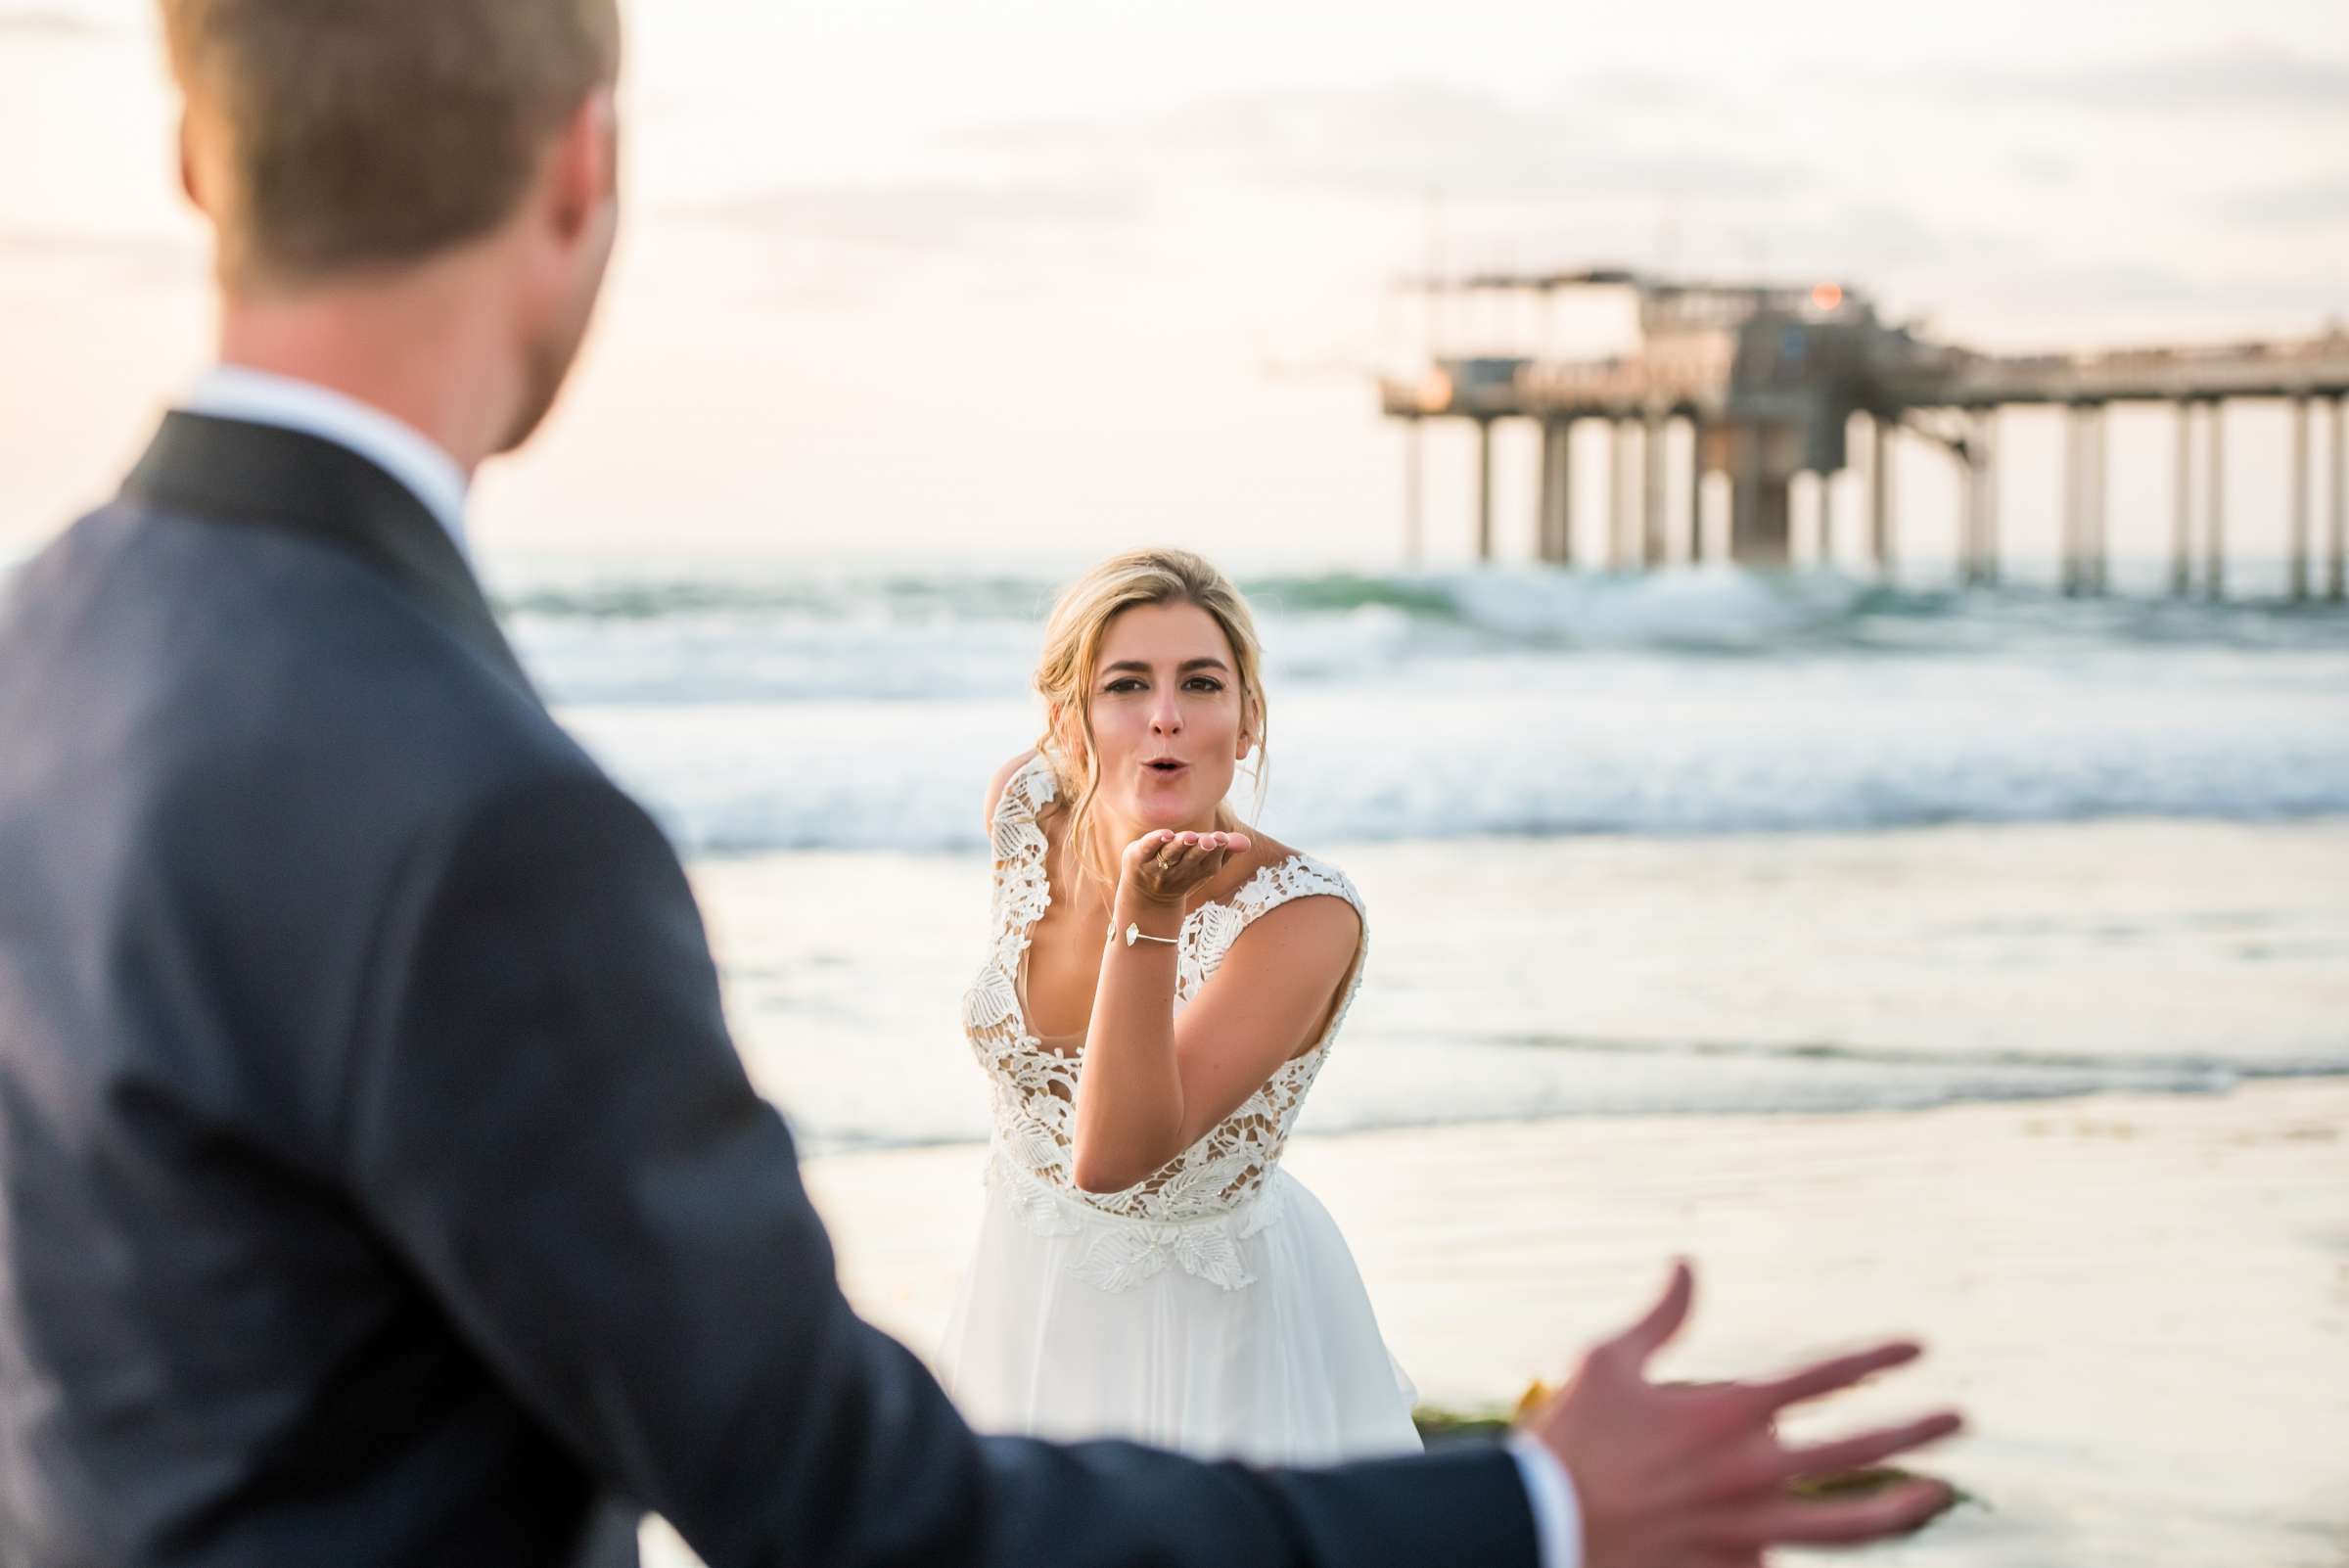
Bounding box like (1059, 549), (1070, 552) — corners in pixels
(3, 0), (2346, 570)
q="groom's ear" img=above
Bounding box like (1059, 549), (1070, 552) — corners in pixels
(178, 110), (215, 215)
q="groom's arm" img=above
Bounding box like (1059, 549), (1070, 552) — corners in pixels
(341, 772), (1546, 1568)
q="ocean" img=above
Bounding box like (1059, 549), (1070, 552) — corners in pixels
(475, 553), (2349, 1154)
(505, 555), (2349, 853)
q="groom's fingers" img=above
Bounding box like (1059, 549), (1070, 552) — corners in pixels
(1771, 1410), (1963, 1486)
(1717, 1478), (1954, 1548)
(1744, 1341), (1923, 1415)
(1604, 1258), (1694, 1370)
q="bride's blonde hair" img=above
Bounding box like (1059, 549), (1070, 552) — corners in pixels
(1035, 548), (1270, 899)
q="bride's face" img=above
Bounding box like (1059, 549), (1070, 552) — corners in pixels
(1074, 600), (1252, 837)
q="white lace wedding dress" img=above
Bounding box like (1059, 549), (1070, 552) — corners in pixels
(935, 755), (1422, 1464)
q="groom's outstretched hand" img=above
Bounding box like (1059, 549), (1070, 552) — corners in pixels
(1520, 1262), (1962, 1568)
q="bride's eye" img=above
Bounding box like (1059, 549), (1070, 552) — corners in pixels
(1104, 677), (1145, 694)
(1185, 677), (1225, 694)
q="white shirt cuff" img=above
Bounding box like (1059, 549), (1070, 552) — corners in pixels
(1505, 1431), (1584, 1568)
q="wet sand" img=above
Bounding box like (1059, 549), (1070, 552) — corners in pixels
(698, 816), (2349, 1150)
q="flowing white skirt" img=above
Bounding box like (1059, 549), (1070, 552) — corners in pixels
(934, 1154), (1423, 1466)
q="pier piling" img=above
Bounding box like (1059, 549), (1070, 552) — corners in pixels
(1684, 415), (1706, 564)
(2290, 396), (2312, 602)
(1611, 420), (1635, 569)
(2062, 403), (2109, 595)
(1968, 408), (2000, 587)
(1957, 455), (1975, 585)
(2173, 402), (2193, 596)
(2332, 396), (2347, 603)
(1869, 415), (1896, 576)
(1642, 412), (1668, 567)
(1556, 419), (1576, 565)
(1724, 425), (1791, 567)
(2205, 401), (2227, 602)
(1474, 417), (1495, 565)
(1538, 418), (1573, 566)
(2062, 406), (2084, 595)
(2089, 405), (2109, 594)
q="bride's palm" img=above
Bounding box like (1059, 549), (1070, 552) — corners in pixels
(1120, 829), (1253, 905)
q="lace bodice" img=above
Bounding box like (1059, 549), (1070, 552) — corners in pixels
(960, 755), (1367, 1268)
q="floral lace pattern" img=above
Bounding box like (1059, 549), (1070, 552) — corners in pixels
(982, 1144), (1291, 1293)
(960, 755), (1368, 1291)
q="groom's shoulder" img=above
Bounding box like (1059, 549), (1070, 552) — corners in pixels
(4, 501), (609, 844)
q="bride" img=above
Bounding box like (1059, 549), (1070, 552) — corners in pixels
(936, 547), (1421, 1464)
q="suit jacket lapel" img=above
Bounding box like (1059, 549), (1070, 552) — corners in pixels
(120, 411), (536, 699)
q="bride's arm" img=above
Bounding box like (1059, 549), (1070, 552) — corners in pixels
(1070, 853), (1359, 1193)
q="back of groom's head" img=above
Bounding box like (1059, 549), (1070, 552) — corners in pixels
(162, 0), (622, 296)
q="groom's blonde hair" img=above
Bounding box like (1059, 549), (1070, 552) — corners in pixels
(1034, 549), (1271, 899)
(161, 0), (622, 293)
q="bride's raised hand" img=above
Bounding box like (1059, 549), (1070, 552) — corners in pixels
(1120, 829), (1253, 907)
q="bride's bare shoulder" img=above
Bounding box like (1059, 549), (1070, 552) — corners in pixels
(1229, 832), (1337, 899)
(982, 749), (1043, 833)
(1233, 827), (1295, 872)
(1216, 838), (1362, 1011)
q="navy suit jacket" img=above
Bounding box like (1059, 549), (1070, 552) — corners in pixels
(0, 413), (1542, 1567)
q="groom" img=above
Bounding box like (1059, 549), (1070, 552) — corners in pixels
(0, 3), (1958, 1564)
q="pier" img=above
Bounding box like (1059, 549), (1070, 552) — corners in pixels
(1380, 269), (2349, 599)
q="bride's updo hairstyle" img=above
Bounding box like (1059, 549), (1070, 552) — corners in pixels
(1034, 548), (1270, 899)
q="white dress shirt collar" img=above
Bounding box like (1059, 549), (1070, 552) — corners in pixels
(178, 366), (472, 556)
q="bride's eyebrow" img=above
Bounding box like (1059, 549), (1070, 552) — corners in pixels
(1099, 658), (1230, 676)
